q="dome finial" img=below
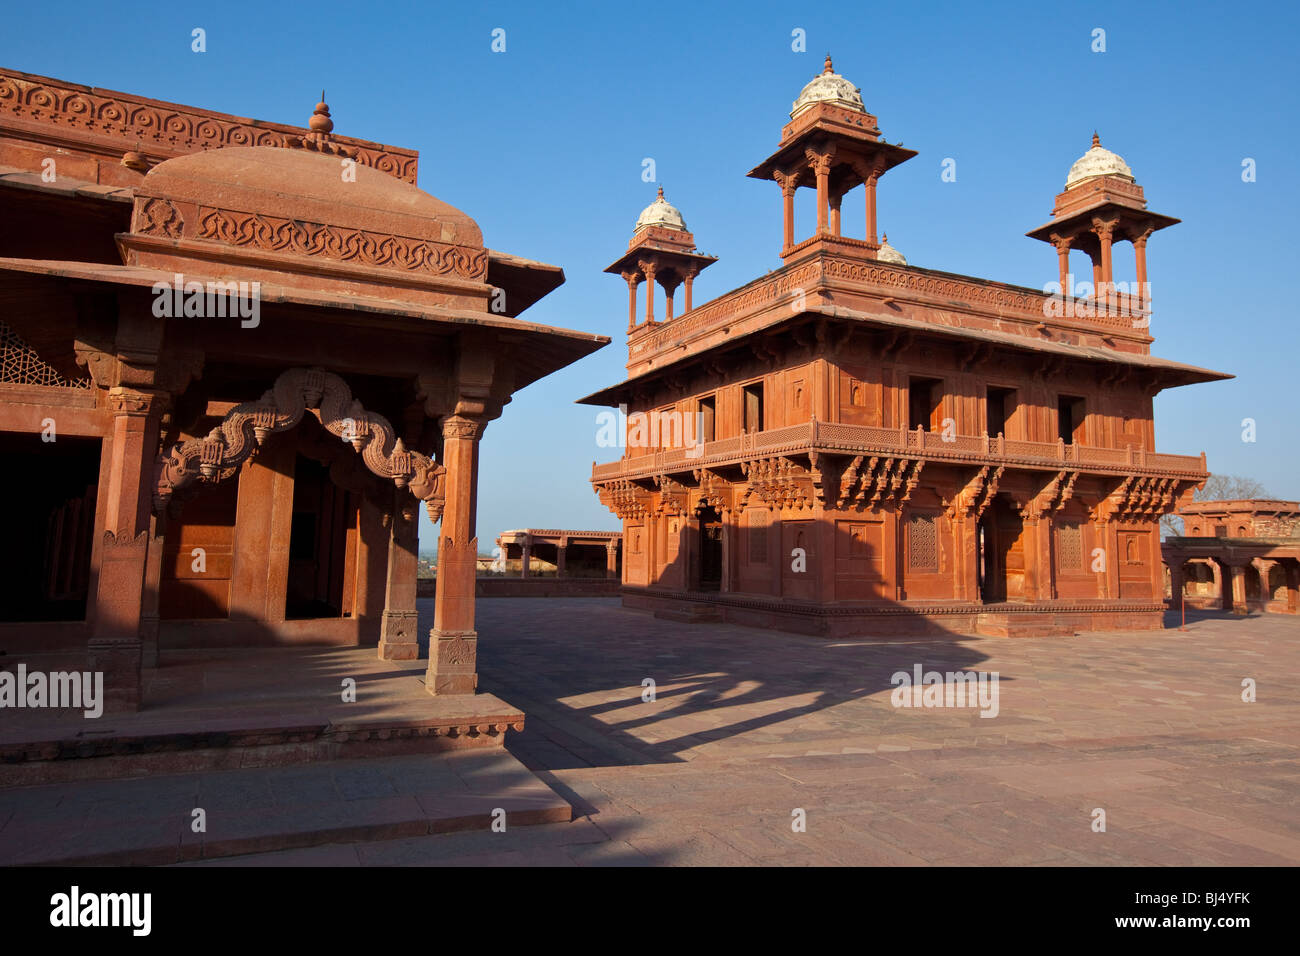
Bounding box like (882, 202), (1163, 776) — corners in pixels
(824, 53), (834, 74)
(310, 93), (334, 135)
(1091, 130), (1100, 148)
(657, 185), (664, 199)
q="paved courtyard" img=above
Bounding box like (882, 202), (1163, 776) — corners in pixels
(210, 597), (1299, 866)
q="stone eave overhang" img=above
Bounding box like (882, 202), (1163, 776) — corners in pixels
(0, 257), (608, 390)
(579, 299), (1231, 408)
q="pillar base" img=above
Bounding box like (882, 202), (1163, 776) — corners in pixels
(425, 628), (478, 696)
(378, 610), (420, 661)
(87, 637), (143, 714)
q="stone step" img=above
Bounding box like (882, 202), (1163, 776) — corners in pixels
(0, 750), (571, 866)
(0, 695), (526, 786)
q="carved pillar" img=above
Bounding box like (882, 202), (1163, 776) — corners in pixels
(378, 491), (420, 660)
(606, 541), (619, 579)
(865, 171), (880, 245)
(683, 266), (698, 314)
(1133, 229), (1151, 310)
(1286, 561), (1299, 614)
(806, 151), (837, 239)
(1230, 564), (1248, 615)
(775, 171), (797, 251)
(91, 386), (167, 713)
(1211, 559), (1226, 610)
(1252, 557), (1276, 610)
(1051, 233), (1072, 293)
(640, 262), (657, 325)
(1093, 217), (1118, 306)
(556, 538), (567, 578)
(427, 415), (482, 695)
(622, 271), (640, 333)
(521, 536), (531, 577)
(829, 192), (843, 237)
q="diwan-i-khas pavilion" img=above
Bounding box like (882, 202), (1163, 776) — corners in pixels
(0, 67), (606, 713)
(583, 56), (1231, 639)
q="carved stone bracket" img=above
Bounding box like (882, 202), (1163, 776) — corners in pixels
(154, 367), (445, 517)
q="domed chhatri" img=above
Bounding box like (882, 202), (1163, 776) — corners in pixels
(1065, 132), (1134, 188)
(635, 186), (687, 233)
(791, 54), (866, 118)
(876, 233), (907, 265)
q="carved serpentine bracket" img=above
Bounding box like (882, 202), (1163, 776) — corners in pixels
(154, 367), (445, 519)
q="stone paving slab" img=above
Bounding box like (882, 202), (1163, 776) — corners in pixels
(0, 749), (570, 865)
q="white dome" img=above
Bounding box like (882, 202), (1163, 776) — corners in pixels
(877, 234), (907, 265)
(634, 186), (686, 232)
(791, 55), (866, 118)
(1065, 133), (1134, 188)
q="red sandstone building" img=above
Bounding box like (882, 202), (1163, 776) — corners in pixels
(1164, 500), (1300, 615)
(585, 57), (1231, 637)
(0, 67), (606, 710)
(495, 529), (621, 578)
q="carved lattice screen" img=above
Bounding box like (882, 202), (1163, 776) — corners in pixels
(0, 320), (90, 388)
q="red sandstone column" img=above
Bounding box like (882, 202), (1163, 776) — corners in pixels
(665, 289), (675, 322)
(642, 264), (656, 325)
(91, 387), (167, 713)
(556, 538), (568, 578)
(775, 171), (797, 251)
(684, 270), (696, 313)
(521, 536), (531, 577)
(1168, 561), (1185, 606)
(427, 415), (483, 695)
(623, 272), (639, 333)
(378, 491), (420, 660)
(1052, 235), (1072, 293)
(1133, 232), (1150, 311)
(814, 160), (830, 235)
(865, 173), (879, 245)
(606, 541), (619, 579)
(1229, 564), (1248, 615)
(829, 193), (842, 237)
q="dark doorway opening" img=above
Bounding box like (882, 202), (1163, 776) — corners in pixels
(908, 376), (943, 431)
(979, 496), (1026, 603)
(286, 455), (356, 619)
(0, 431), (99, 622)
(986, 386), (1017, 438)
(1057, 394), (1087, 445)
(699, 394), (716, 443)
(697, 507), (723, 592)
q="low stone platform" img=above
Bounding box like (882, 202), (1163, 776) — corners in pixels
(0, 749), (571, 866)
(0, 647), (523, 786)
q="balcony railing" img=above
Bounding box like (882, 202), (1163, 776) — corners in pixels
(591, 420), (1206, 482)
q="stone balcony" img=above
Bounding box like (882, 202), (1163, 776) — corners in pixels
(591, 419), (1206, 484)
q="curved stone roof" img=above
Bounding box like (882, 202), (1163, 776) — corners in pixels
(635, 186), (687, 233)
(792, 55), (866, 118)
(1065, 133), (1134, 188)
(137, 146), (483, 249)
(877, 234), (907, 265)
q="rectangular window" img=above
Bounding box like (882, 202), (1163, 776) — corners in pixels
(908, 377), (943, 431)
(743, 382), (764, 434)
(986, 386), (1016, 439)
(1057, 395), (1087, 445)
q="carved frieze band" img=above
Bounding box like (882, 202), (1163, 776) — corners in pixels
(128, 202), (488, 281)
(155, 367), (445, 519)
(0, 72), (418, 183)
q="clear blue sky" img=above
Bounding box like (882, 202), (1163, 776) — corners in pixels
(5, 0), (1297, 552)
